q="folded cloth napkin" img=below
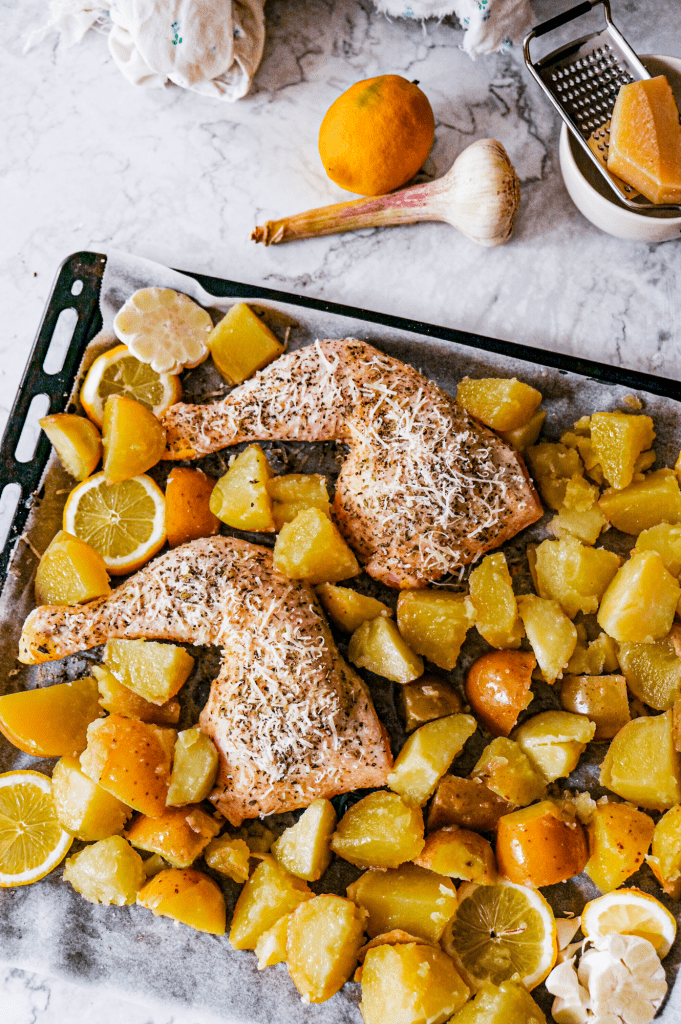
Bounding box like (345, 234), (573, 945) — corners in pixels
(24, 0), (266, 101)
(373, 0), (533, 58)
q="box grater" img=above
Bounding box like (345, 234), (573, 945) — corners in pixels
(524, 0), (681, 213)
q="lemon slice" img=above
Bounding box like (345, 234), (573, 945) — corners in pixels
(81, 345), (182, 428)
(113, 288), (213, 374)
(0, 770), (73, 886)
(581, 889), (677, 958)
(442, 880), (558, 991)
(63, 472), (166, 575)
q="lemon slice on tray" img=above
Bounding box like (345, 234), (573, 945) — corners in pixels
(0, 770), (73, 887)
(442, 880), (558, 991)
(81, 345), (182, 428)
(63, 472), (166, 575)
(113, 288), (213, 374)
(582, 889), (677, 958)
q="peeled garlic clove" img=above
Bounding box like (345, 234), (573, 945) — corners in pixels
(546, 958), (590, 1024)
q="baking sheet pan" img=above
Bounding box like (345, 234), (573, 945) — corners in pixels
(1, 249), (680, 1023)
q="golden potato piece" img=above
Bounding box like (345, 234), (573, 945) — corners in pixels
(165, 466), (221, 549)
(635, 523), (681, 577)
(273, 507), (359, 583)
(597, 551), (680, 643)
(360, 942), (470, 1024)
(102, 395), (166, 484)
(347, 863), (457, 943)
(565, 631), (619, 676)
(457, 378), (542, 432)
(397, 675), (462, 733)
(52, 754), (131, 841)
(63, 835), (145, 905)
(138, 867), (226, 935)
(40, 413), (102, 480)
(208, 302), (284, 384)
(472, 738), (546, 808)
(600, 711), (681, 809)
(124, 806), (219, 868)
(387, 714), (477, 808)
(517, 594), (577, 684)
(448, 980), (548, 1023)
(315, 582), (392, 634)
(271, 798), (337, 881)
(166, 727), (219, 806)
(598, 469), (681, 534)
(498, 410), (546, 451)
(255, 913), (290, 969)
(590, 412), (655, 490)
(525, 442), (584, 510)
(267, 474), (330, 530)
(330, 791), (424, 869)
(496, 800), (588, 887)
(203, 835), (251, 883)
(93, 665), (180, 725)
(585, 801), (654, 893)
(287, 895), (366, 1003)
(512, 711), (595, 783)
(396, 590), (475, 671)
(534, 536), (621, 619)
(210, 444), (275, 531)
(560, 674), (631, 741)
(647, 805), (681, 899)
(229, 855), (313, 950)
(35, 530), (110, 606)
(427, 776), (511, 833)
(465, 649), (535, 737)
(548, 475), (608, 546)
(0, 676), (103, 758)
(348, 616), (423, 683)
(414, 826), (497, 884)
(104, 638), (195, 705)
(618, 634), (681, 711)
(469, 553), (523, 649)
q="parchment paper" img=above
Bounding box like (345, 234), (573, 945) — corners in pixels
(1, 249), (680, 1023)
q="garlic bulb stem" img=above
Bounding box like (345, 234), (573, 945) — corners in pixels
(252, 139), (521, 249)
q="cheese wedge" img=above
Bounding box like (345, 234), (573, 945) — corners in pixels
(607, 75), (681, 204)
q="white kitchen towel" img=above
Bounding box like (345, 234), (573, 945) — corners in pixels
(24, 0), (266, 102)
(374, 0), (533, 57)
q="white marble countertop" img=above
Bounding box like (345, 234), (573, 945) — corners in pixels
(1, 0), (680, 1020)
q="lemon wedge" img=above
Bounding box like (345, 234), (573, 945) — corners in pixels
(63, 472), (166, 574)
(81, 345), (182, 428)
(0, 770), (73, 886)
(442, 880), (557, 991)
(581, 889), (677, 958)
(113, 288), (213, 374)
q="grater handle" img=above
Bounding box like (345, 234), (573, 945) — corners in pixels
(529, 0), (599, 39)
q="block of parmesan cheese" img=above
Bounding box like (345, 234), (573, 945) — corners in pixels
(607, 75), (681, 204)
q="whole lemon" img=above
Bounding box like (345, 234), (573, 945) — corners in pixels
(318, 75), (435, 196)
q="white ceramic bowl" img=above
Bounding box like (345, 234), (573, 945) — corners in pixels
(559, 54), (681, 242)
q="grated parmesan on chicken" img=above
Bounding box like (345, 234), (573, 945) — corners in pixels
(162, 339), (543, 587)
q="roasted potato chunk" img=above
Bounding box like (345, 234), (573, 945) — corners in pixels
(63, 835), (145, 906)
(104, 638), (195, 705)
(457, 377), (542, 432)
(273, 507), (359, 583)
(565, 631), (619, 676)
(52, 754), (131, 841)
(316, 582), (392, 633)
(39, 413), (102, 481)
(590, 412), (655, 490)
(124, 806), (219, 868)
(548, 475), (608, 546)
(397, 675), (462, 733)
(560, 674), (630, 740)
(348, 616), (423, 683)
(164, 467), (220, 548)
(330, 791), (425, 869)
(229, 855), (313, 950)
(525, 442), (584, 509)
(448, 980), (548, 1023)
(597, 551), (680, 643)
(267, 474), (330, 530)
(396, 590), (475, 671)
(600, 711), (681, 809)
(414, 826), (496, 884)
(271, 798), (337, 881)
(255, 913), (290, 969)
(166, 727), (219, 806)
(635, 523), (681, 577)
(360, 942), (470, 1024)
(203, 835), (251, 883)
(209, 443), (275, 531)
(0, 676), (103, 758)
(35, 530), (110, 606)
(585, 801), (654, 892)
(469, 553), (523, 649)
(472, 738), (546, 807)
(598, 469), (681, 534)
(427, 776), (511, 833)
(207, 302), (284, 384)
(387, 714), (477, 807)
(618, 633), (681, 711)
(512, 711), (595, 783)
(647, 806), (681, 898)
(101, 395), (166, 484)
(138, 867), (226, 935)
(534, 536), (621, 619)
(465, 650), (535, 737)
(496, 800), (588, 887)
(498, 410), (546, 451)
(287, 895), (366, 1004)
(517, 594), (578, 684)
(93, 665), (180, 725)
(347, 863), (457, 943)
